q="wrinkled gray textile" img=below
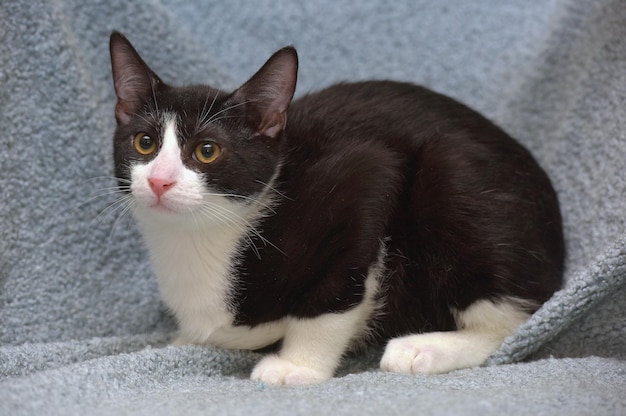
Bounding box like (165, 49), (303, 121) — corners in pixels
(1, 0), (624, 414)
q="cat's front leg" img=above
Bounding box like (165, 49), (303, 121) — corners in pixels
(172, 335), (190, 347)
(251, 354), (330, 385)
(251, 309), (369, 385)
(251, 261), (380, 385)
(172, 330), (199, 347)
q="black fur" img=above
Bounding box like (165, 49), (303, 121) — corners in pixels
(234, 81), (564, 340)
(110, 32), (564, 344)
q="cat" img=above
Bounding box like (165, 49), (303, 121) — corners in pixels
(108, 31), (564, 385)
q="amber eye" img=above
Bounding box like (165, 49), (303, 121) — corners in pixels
(134, 133), (156, 155)
(194, 142), (221, 164)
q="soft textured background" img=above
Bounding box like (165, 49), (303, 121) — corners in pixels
(1, 0), (624, 414)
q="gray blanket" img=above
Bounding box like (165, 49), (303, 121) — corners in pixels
(1, 0), (625, 414)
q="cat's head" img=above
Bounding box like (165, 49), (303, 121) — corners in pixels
(109, 32), (297, 226)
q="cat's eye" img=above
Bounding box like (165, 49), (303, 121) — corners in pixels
(134, 133), (157, 155)
(194, 142), (221, 164)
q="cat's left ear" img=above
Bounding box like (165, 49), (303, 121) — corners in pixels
(232, 47), (298, 138)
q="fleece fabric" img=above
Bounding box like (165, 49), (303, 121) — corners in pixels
(1, 0), (624, 414)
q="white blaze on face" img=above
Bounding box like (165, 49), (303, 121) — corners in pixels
(147, 117), (183, 198)
(130, 114), (204, 215)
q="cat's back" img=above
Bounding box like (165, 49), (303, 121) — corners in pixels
(282, 80), (546, 202)
(286, 80), (504, 151)
(277, 80), (564, 336)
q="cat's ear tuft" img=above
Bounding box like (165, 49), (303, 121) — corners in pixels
(233, 47), (298, 138)
(109, 32), (163, 124)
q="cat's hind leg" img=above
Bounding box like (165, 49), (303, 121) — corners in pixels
(380, 298), (530, 375)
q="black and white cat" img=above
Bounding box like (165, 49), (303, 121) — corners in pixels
(109, 32), (564, 385)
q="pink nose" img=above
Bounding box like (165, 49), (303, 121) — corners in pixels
(148, 177), (176, 198)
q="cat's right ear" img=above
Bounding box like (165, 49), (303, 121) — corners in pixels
(109, 32), (162, 124)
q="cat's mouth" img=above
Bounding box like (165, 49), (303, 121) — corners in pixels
(131, 179), (197, 217)
(149, 201), (178, 214)
(137, 193), (191, 217)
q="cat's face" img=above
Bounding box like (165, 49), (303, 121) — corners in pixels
(109, 32), (297, 225)
(112, 86), (282, 224)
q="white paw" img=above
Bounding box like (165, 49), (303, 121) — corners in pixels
(251, 355), (330, 385)
(172, 335), (190, 346)
(381, 332), (485, 375)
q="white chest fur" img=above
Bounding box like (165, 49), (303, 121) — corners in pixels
(130, 115), (285, 349)
(136, 213), (286, 349)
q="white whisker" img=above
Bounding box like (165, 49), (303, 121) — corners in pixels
(256, 179), (292, 201)
(200, 200), (285, 257)
(83, 176), (132, 185)
(197, 100), (252, 131)
(197, 203), (262, 259)
(74, 176), (131, 214)
(196, 89), (221, 132)
(188, 207), (202, 233)
(136, 111), (157, 126)
(73, 189), (130, 212)
(201, 115), (246, 125)
(92, 193), (135, 227)
(201, 191), (276, 213)
(107, 198), (136, 243)
(150, 79), (159, 117)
